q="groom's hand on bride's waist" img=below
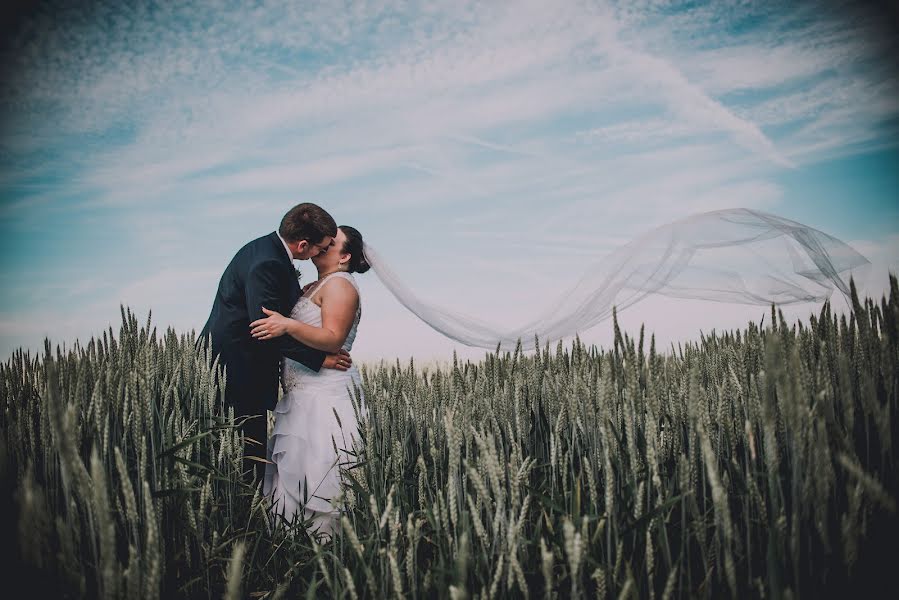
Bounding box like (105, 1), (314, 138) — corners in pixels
(322, 349), (352, 371)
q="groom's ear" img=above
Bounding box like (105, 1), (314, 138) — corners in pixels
(294, 240), (309, 254)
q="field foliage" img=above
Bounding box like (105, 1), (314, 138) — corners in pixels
(3, 279), (898, 598)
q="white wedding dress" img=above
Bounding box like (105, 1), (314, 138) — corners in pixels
(263, 271), (364, 536)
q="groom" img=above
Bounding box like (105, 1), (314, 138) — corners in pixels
(200, 202), (352, 483)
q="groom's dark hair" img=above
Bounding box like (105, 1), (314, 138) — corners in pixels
(279, 203), (337, 243)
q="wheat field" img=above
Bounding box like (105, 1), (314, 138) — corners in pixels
(3, 278), (897, 598)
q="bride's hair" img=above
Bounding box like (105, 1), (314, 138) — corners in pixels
(339, 226), (370, 274)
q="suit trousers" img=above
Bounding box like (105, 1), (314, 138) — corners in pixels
(237, 405), (268, 485)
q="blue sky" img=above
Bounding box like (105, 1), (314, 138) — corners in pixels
(1, 0), (897, 363)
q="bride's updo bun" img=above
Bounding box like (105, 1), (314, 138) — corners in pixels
(339, 225), (371, 274)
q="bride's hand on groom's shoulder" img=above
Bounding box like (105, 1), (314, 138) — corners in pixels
(323, 349), (352, 371)
(250, 307), (291, 340)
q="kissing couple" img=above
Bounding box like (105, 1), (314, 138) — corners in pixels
(200, 202), (369, 538)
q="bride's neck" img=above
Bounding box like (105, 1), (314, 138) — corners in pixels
(316, 267), (343, 280)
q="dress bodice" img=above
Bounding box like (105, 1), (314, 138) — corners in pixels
(282, 272), (362, 393)
(288, 271), (361, 352)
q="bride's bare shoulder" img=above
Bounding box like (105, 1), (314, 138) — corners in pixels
(315, 274), (359, 306)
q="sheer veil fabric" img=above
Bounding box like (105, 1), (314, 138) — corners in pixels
(362, 208), (870, 352)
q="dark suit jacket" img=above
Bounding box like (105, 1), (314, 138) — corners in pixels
(200, 232), (326, 412)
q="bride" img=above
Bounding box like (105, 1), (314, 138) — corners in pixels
(245, 207), (868, 536)
(249, 225), (369, 537)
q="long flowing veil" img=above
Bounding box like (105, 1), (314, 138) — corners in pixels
(362, 208), (870, 351)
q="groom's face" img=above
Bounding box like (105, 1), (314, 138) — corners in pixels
(294, 236), (334, 260)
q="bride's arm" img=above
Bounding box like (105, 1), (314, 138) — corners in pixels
(250, 278), (359, 353)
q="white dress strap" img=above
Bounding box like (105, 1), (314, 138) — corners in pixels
(333, 271), (360, 292)
(305, 272), (358, 301)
